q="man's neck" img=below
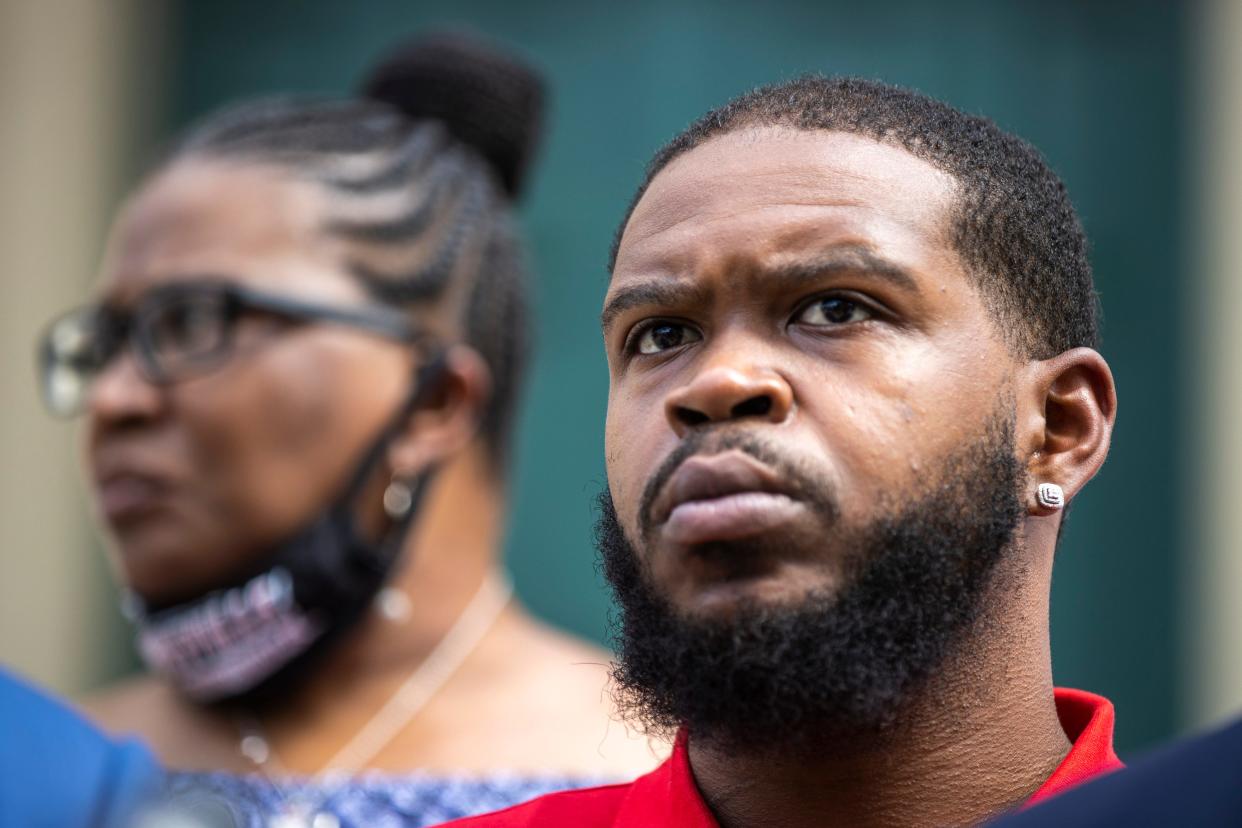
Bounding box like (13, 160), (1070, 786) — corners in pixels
(688, 563), (1068, 828)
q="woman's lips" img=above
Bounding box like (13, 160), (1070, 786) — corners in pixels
(664, 491), (805, 546)
(96, 474), (171, 525)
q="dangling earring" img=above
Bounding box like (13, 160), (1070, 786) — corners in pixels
(383, 477), (415, 520)
(1034, 482), (1065, 514)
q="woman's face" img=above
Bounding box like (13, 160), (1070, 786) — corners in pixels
(87, 159), (416, 605)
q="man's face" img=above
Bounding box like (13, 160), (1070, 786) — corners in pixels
(603, 127), (1020, 619)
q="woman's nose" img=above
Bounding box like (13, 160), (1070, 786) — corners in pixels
(86, 348), (166, 427)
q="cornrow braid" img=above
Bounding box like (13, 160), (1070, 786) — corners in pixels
(174, 92), (533, 471)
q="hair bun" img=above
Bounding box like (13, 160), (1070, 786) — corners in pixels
(360, 29), (546, 200)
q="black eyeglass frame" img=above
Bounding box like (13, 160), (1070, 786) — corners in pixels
(38, 279), (427, 416)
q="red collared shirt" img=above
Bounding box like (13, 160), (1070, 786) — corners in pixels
(439, 688), (1123, 828)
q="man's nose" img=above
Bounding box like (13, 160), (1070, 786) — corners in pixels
(663, 354), (794, 436)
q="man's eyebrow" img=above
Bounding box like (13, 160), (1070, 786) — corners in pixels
(764, 248), (920, 293)
(600, 249), (917, 333)
(600, 281), (706, 333)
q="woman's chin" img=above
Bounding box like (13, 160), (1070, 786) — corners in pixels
(114, 540), (246, 609)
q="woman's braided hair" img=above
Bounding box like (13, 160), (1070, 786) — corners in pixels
(175, 30), (545, 472)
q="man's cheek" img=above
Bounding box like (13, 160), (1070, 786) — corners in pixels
(615, 476), (646, 548)
(605, 423), (649, 532)
(830, 396), (964, 492)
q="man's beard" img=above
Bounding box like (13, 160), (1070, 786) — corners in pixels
(596, 408), (1025, 754)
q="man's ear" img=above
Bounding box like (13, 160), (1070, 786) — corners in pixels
(1019, 347), (1117, 512)
(386, 344), (493, 478)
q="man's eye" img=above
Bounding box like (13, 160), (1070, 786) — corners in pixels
(795, 296), (872, 326)
(633, 322), (701, 355)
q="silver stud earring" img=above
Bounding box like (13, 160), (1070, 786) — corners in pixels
(1035, 482), (1065, 513)
(382, 478), (414, 520)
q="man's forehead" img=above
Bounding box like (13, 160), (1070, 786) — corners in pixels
(613, 127), (957, 282)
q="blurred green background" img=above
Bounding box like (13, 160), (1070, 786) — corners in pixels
(162, 0), (1187, 755)
(1, 0), (1213, 761)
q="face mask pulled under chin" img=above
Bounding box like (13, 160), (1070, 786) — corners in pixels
(124, 353), (447, 705)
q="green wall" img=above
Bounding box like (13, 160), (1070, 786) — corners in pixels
(167, 0), (1188, 754)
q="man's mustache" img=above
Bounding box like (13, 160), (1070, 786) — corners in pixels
(636, 428), (839, 540)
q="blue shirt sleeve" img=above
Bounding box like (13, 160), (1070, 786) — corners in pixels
(0, 667), (162, 828)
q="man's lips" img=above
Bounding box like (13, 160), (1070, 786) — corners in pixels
(651, 450), (806, 546)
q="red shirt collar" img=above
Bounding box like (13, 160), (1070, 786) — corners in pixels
(1026, 687), (1124, 804)
(613, 687), (1121, 827)
(613, 729), (715, 827)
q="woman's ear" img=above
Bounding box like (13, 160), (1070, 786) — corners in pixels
(386, 344), (493, 478)
(1019, 347), (1117, 514)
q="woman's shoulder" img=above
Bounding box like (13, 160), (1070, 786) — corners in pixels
(79, 675), (244, 771)
(78, 675), (172, 729)
(427, 610), (670, 778)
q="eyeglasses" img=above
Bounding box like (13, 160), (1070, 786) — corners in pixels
(38, 280), (422, 417)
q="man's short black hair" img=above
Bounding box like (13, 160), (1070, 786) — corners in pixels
(610, 75), (1099, 359)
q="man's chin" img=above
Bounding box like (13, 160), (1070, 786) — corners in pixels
(660, 559), (844, 621)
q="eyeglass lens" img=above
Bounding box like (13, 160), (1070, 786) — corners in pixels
(41, 291), (236, 415)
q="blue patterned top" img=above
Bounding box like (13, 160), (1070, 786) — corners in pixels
(160, 771), (606, 827)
